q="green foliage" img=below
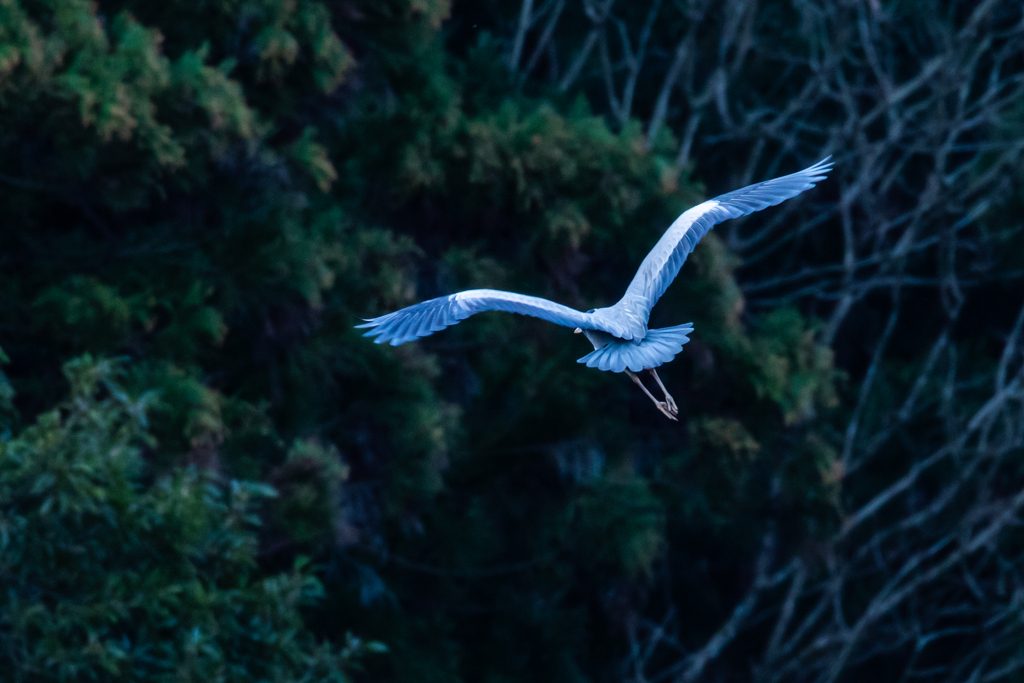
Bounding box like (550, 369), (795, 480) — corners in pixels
(573, 476), (665, 577)
(271, 439), (349, 547)
(33, 276), (134, 352)
(749, 308), (840, 425)
(0, 357), (380, 681)
(0, 0), (843, 680)
(0, 348), (16, 436)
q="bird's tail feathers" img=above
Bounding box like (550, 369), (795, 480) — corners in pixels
(577, 323), (694, 373)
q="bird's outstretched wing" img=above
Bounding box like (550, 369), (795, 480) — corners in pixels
(613, 157), (833, 326)
(356, 289), (597, 346)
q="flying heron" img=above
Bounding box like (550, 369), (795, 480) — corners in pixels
(358, 157), (833, 420)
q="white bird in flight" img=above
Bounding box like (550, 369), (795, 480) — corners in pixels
(358, 157), (833, 420)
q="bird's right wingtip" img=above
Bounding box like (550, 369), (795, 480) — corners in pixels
(799, 156), (834, 185)
(811, 155), (834, 174)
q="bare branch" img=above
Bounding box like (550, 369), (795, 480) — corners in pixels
(509, 0), (536, 70)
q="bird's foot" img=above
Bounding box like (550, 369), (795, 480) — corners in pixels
(628, 369), (679, 422)
(647, 369), (678, 417)
(656, 401), (678, 421)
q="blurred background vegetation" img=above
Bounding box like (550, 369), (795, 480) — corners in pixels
(1, 0), (1023, 681)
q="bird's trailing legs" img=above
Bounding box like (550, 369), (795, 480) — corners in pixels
(625, 369), (678, 421)
(648, 369), (677, 415)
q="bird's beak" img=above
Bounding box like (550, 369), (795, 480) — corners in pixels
(574, 328), (582, 334)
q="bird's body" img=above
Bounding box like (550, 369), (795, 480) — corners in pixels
(358, 157), (833, 418)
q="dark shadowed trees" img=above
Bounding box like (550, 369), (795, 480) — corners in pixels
(0, 0), (1022, 681)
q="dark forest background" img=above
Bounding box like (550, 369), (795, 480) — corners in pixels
(1, 0), (1024, 681)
